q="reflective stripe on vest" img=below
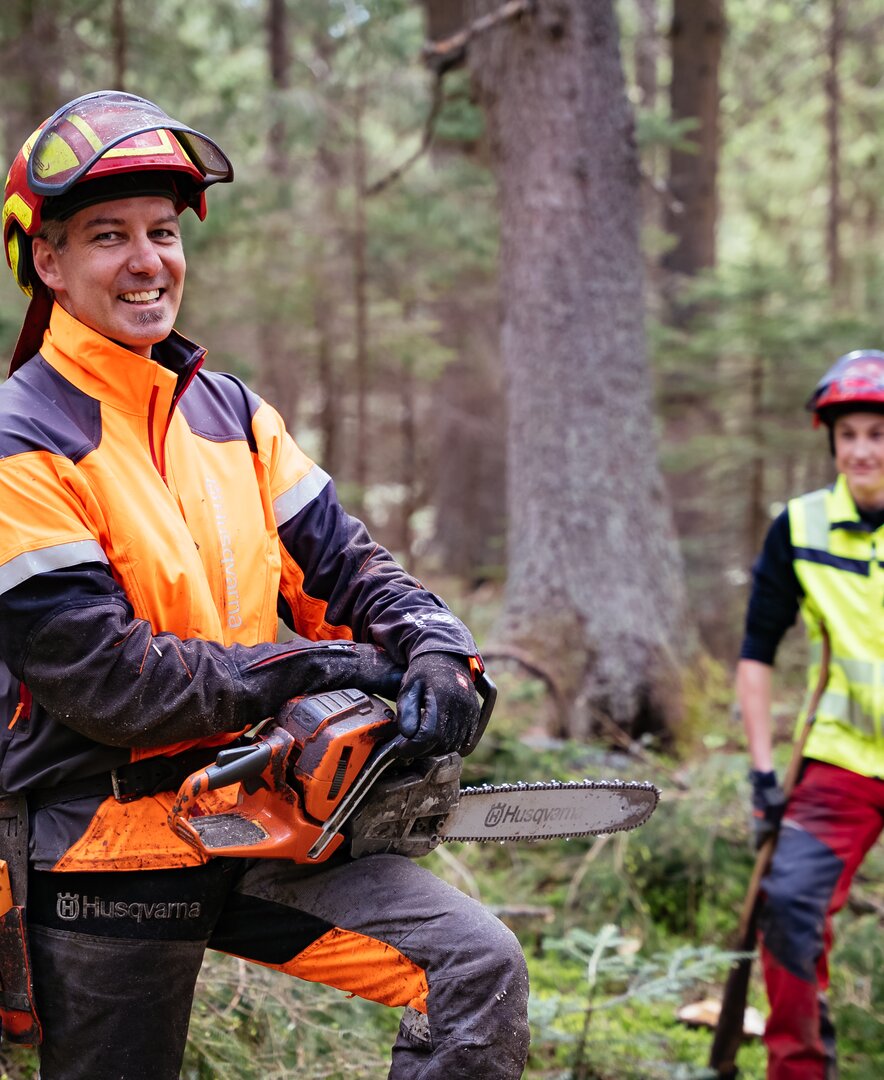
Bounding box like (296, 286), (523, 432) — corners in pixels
(789, 476), (884, 776)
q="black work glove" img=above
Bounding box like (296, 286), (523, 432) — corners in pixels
(395, 651), (480, 758)
(749, 769), (787, 850)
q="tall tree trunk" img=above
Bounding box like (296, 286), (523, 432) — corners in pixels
(259, 0), (299, 426)
(351, 89), (369, 515)
(746, 349), (765, 563)
(267, 0), (292, 176)
(634, 0), (663, 307)
(468, 0), (690, 739)
(111, 0), (127, 90)
(398, 352), (418, 565)
(3, 1), (63, 163)
(662, 0), (723, 304)
(312, 144), (344, 478)
(825, 0), (843, 297)
(634, 0), (659, 111)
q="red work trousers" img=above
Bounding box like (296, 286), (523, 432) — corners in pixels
(758, 760), (884, 1080)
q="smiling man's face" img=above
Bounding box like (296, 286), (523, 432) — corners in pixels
(32, 195), (186, 357)
(833, 411), (884, 511)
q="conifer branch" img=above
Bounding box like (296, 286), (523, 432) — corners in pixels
(421, 0), (536, 70)
(364, 74), (445, 197)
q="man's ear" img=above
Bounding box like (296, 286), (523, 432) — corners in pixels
(31, 237), (64, 293)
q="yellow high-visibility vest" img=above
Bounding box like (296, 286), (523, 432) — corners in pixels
(789, 474), (884, 777)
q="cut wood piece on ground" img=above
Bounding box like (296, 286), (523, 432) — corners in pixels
(677, 998), (765, 1038)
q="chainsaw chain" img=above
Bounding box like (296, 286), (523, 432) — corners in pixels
(450, 778), (661, 843)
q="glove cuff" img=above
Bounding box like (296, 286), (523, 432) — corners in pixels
(749, 769), (778, 789)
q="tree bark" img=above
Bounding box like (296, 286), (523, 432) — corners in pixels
(258, 0), (299, 427)
(351, 88), (369, 514)
(825, 0), (843, 297)
(663, 0), (723, 286)
(2, 0), (63, 163)
(634, 0), (664, 308)
(112, 0), (127, 91)
(467, 0), (690, 739)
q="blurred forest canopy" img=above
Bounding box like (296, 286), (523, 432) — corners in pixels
(1, 0), (882, 727)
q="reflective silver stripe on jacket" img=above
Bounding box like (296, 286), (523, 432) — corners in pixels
(272, 465), (331, 527)
(807, 640), (878, 737)
(798, 489), (831, 550)
(816, 689), (877, 738)
(0, 539), (109, 597)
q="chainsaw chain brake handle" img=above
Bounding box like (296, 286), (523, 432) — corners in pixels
(464, 669), (496, 756)
(303, 670), (495, 860)
(167, 672), (497, 864)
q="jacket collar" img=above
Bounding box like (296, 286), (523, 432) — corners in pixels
(829, 473), (884, 533)
(37, 303), (205, 413)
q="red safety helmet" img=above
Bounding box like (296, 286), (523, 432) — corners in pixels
(3, 90), (233, 373)
(806, 350), (884, 428)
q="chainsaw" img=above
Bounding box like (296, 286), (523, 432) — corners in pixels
(168, 673), (660, 864)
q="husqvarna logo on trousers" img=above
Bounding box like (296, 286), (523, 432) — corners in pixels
(56, 893), (202, 923)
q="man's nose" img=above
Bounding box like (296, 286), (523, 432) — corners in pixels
(127, 235), (163, 275)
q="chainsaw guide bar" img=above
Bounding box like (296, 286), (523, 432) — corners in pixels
(441, 778), (661, 844)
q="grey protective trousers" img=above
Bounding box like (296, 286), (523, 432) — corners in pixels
(27, 854), (530, 1080)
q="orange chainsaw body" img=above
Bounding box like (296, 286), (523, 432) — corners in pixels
(169, 689), (398, 863)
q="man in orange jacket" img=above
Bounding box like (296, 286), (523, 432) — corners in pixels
(0, 91), (529, 1080)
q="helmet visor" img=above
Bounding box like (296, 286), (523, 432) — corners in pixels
(26, 91), (233, 196)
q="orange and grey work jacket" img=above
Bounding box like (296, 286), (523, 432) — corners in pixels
(0, 304), (477, 873)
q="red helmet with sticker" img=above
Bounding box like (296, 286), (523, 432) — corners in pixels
(806, 350), (884, 427)
(3, 90), (233, 372)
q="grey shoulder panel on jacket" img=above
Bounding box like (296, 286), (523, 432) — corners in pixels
(0, 355), (101, 464)
(178, 370), (261, 452)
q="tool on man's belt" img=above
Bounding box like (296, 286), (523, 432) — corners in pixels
(0, 795), (41, 1045)
(168, 674), (660, 864)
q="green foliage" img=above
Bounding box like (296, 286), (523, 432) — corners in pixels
(636, 111), (701, 155)
(529, 926), (751, 1080)
(182, 956), (398, 1079)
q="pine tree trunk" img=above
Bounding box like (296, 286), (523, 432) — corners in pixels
(111, 0), (127, 90)
(825, 0), (843, 297)
(259, 0), (299, 427)
(468, 0), (690, 739)
(351, 89), (369, 515)
(663, 0), (723, 289)
(3, 1), (63, 163)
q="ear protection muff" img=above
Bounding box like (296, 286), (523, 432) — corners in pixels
(6, 223), (35, 296)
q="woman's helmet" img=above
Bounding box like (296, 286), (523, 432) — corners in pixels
(3, 90), (233, 372)
(806, 350), (884, 427)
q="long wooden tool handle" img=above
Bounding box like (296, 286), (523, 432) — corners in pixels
(709, 627), (831, 1077)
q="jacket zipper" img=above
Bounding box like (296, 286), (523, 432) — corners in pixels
(146, 356), (204, 484)
(147, 384), (164, 478)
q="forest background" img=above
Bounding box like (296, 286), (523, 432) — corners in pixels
(0, 1), (882, 1078)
